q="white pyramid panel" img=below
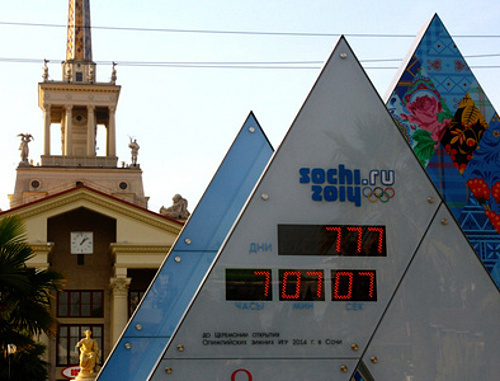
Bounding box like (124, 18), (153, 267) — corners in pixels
(365, 204), (500, 380)
(159, 36), (439, 362)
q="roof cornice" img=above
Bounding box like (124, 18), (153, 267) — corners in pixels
(1, 186), (183, 234)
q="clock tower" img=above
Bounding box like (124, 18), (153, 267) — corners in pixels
(1, 2), (185, 380)
(9, 0), (148, 208)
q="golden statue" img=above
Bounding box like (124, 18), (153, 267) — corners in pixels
(74, 330), (99, 380)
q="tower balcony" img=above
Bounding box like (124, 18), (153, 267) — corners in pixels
(41, 155), (119, 168)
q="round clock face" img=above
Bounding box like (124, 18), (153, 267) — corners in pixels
(71, 232), (93, 254)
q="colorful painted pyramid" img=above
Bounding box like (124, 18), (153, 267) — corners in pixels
(386, 14), (500, 287)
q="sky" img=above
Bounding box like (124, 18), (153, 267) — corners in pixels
(1, 0), (500, 213)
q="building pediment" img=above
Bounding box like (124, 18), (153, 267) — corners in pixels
(0, 185), (183, 245)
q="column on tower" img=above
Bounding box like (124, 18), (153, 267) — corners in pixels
(107, 106), (116, 156)
(87, 105), (96, 156)
(43, 104), (51, 155)
(64, 105), (73, 156)
(110, 276), (131, 344)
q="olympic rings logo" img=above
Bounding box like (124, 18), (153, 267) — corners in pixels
(362, 186), (395, 203)
(232, 369), (252, 381)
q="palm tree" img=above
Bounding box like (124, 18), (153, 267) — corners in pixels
(0, 215), (64, 380)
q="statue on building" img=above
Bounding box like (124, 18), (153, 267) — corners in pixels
(88, 65), (95, 82)
(111, 61), (117, 84)
(64, 63), (72, 82)
(128, 137), (140, 166)
(18, 133), (34, 164)
(160, 194), (190, 220)
(42, 59), (49, 82)
(74, 330), (99, 380)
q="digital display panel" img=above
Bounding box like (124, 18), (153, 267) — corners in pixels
(225, 269), (272, 301)
(278, 224), (386, 256)
(278, 269), (325, 301)
(331, 270), (377, 301)
(226, 269), (376, 302)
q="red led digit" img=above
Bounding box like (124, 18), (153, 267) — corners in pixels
(278, 224), (386, 256)
(367, 227), (384, 255)
(347, 226), (363, 253)
(281, 271), (302, 299)
(253, 270), (271, 297)
(306, 271), (323, 298)
(325, 226), (342, 253)
(333, 271), (353, 300)
(331, 270), (377, 301)
(226, 269), (273, 301)
(359, 271), (375, 298)
(279, 269), (325, 301)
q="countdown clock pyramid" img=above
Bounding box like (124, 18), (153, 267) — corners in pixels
(149, 37), (500, 380)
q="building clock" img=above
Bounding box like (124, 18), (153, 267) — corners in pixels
(70, 232), (94, 254)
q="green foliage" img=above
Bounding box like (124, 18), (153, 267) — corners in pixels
(437, 102), (453, 125)
(0, 341), (49, 381)
(0, 215), (65, 379)
(412, 129), (436, 167)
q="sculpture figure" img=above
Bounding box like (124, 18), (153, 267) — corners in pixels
(65, 63), (72, 82)
(75, 330), (99, 379)
(128, 137), (140, 166)
(111, 61), (117, 84)
(160, 194), (190, 220)
(18, 133), (33, 163)
(42, 59), (49, 82)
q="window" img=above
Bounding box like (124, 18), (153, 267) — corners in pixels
(58, 290), (103, 317)
(129, 290), (145, 317)
(57, 325), (102, 366)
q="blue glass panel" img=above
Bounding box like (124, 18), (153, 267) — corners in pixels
(99, 338), (166, 381)
(125, 250), (216, 337)
(174, 114), (273, 252)
(98, 112), (273, 381)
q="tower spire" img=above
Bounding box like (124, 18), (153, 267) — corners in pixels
(63, 0), (95, 83)
(66, 0), (93, 61)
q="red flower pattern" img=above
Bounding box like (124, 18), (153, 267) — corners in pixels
(404, 95), (450, 143)
(467, 178), (490, 204)
(491, 182), (500, 204)
(485, 209), (500, 234)
(444, 144), (457, 161)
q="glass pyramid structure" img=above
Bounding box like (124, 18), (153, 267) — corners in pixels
(98, 113), (273, 380)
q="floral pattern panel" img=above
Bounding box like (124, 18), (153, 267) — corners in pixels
(387, 63), (453, 167)
(464, 115), (500, 232)
(385, 14), (500, 287)
(441, 94), (488, 174)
